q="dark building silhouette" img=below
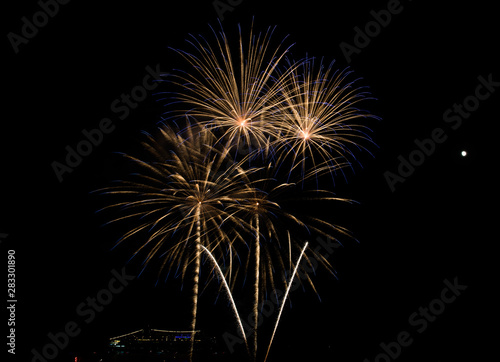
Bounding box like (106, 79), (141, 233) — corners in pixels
(106, 327), (223, 361)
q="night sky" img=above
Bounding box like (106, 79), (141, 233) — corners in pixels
(3, 1), (497, 361)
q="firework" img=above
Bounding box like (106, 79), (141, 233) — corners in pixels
(97, 122), (256, 361)
(270, 58), (378, 183)
(167, 23), (301, 155)
(100, 21), (379, 361)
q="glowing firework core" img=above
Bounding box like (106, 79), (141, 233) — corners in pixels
(300, 129), (310, 140)
(238, 118), (251, 127)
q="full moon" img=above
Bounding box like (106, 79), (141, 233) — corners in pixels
(461, 150), (467, 157)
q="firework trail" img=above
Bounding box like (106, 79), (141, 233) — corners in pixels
(200, 244), (249, 353)
(189, 205), (201, 359)
(264, 241), (309, 362)
(252, 212), (260, 361)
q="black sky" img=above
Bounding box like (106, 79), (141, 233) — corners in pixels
(2, 1), (497, 361)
